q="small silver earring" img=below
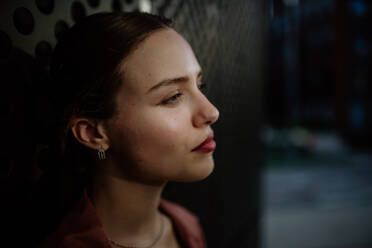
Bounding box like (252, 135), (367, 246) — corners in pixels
(98, 146), (106, 160)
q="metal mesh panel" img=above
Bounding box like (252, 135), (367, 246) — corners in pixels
(161, 1), (266, 247)
(0, 0), (266, 247)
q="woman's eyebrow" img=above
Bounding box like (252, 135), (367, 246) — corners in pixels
(147, 70), (202, 94)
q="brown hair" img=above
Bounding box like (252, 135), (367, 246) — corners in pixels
(48, 12), (173, 173)
(33, 12), (174, 242)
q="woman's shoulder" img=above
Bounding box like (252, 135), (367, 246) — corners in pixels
(40, 193), (207, 248)
(40, 190), (111, 248)
(160, 199), (207, 248)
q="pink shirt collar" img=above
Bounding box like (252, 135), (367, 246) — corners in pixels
(41, 189), (207, 248)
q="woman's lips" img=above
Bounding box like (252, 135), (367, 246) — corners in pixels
(192, 135), (216, 153)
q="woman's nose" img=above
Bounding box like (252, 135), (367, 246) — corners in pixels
(192, 93), (220, 127)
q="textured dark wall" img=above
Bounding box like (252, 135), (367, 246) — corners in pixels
(164, 1), (266, 247)
(0, 1), (266, 247)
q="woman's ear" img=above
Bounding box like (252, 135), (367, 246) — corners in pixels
(69, 118), (110, 151)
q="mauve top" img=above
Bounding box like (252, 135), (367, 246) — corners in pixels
(41, 190), (207, 248)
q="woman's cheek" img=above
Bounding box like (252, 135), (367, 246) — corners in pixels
(148, 117), (184, 146)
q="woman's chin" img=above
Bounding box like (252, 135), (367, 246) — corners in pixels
(177, 160), (215, 182)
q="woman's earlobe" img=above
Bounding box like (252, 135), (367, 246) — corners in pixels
(95, 122), (111, 150)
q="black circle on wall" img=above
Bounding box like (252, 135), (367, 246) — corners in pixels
(13, 7), (35, 35)
(0, 30), (12, 58)
(35, 40), (52, 66)
(87, 0), (100, 8)
(111, 0), (122, 12)
(125, 0), (134, 4)
(55, 20), (69, 40)
(71, 1), (87, 23)
(35, 0), (54, 15)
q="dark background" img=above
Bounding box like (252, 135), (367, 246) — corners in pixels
(0, 0), (265, 248)
(262, 0), (371, 248)
(1, 0), (371, 248)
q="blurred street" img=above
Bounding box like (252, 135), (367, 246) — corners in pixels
(261, 152), (372, 248)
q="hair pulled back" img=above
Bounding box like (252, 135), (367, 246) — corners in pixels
(49, 12), (173, 170)
(32, 12), (173, 243)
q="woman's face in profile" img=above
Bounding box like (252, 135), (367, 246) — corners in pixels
(106, 28), (219, 183)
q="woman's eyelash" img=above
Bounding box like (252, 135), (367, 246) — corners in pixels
(198, 82), (206, 90)
(162, 93), (183, 105)
(161, 83), (206, 105)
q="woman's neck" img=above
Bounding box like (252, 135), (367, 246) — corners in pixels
(88, 164), (167, 245)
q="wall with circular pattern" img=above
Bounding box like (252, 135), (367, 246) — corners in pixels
(0, 1), (265, 247)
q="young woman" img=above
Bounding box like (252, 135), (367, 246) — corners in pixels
(40, 11), (219, 248)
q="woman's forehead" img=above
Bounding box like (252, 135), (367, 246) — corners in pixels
(120, 28), (201, 93)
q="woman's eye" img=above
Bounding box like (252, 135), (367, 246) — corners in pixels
(162, 93), (182, 105)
